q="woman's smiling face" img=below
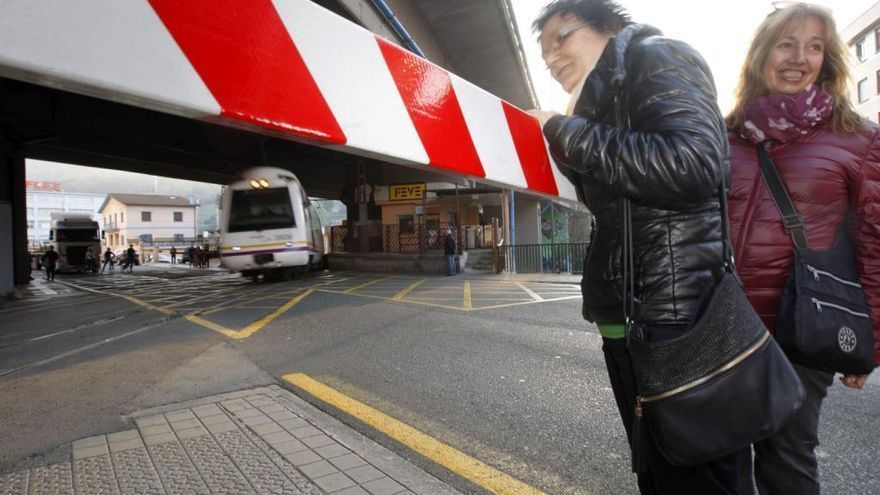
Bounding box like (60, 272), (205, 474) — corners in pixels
(762, 15), (826, 96)
(540, 12), (612, 94)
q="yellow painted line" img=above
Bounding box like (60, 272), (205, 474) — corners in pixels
(187, 289), (314, 339)
(463, 280), (472, 310)
(319, 289), (468, 311)
(58, 281), (174, 315)
(392, 279), (425, 300)
(515, 283), (544, 302)
(282, 373), (547, 495)
(185, 315), (240, 338)
(343, 276), (392, 294)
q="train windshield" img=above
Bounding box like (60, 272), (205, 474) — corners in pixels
(228, 188), (296, 232)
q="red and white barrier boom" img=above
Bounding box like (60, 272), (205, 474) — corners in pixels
(0, 0), (578, 202)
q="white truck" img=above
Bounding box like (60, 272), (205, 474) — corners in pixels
(48, 212), (101, 273)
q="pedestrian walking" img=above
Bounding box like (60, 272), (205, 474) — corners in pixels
(530, 1), (740, 492)
(726, 4), (879, 494)
(124, 244), (136, 273)
(42, 245), (59, 281)
(443, 229), (456, 276)
(170, 245), (177, 264)
(187, 245), (195, 267)
(101, 248), (114, 273)
(85, 246), (97, 273)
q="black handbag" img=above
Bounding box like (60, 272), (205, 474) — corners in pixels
(757, 142), (875, 375)
(622, 182), (805, 468)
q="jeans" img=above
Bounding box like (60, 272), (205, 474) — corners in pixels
(602, 336), (742, 495)
(749, 363), (834, 495)
(445, 254), (456, 276)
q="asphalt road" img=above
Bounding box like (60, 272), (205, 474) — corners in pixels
(0, 266), (877, 494)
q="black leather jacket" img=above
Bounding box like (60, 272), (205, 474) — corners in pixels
(543, 24), (727, 326)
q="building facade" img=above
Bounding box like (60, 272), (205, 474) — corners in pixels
(98, 194), (197, 254)
(843, 2), (880, 122)
(25, 181), (106, 247)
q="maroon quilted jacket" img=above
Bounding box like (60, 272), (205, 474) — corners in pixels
(728, 124), (880, 367)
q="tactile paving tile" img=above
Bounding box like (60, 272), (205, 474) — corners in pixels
(73, 455), (119, 495)
(0, 470), (27, 495)
(212, 429), (312, 495)
(111, 447), (164, 495)
(27, 463), (73, 495)
(146, 441), (210, 494)
(239, 425), (323, 495)
(180, 434), (255, 494)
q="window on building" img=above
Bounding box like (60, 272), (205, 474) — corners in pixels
(398, 215), (414, 234)
(120, 212), (124, 223)
(858, 78), (870, 102)
(875, 28), (880, 53)
(857, 38), (866, 61)
(121, 235), (125, 245)
(139, 234), (153, 243)
(174, 211), (183, 222)
(26, 220), (34, 229)
(876, 70), (880, 95)
(141, 211), (151, 222)
(173, 233), (185, 242)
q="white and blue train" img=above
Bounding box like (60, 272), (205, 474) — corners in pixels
(219, 167), (325, 280)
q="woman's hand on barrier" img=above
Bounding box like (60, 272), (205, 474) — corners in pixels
(527, 109), (559, 127)
(839, 373), (870, 389)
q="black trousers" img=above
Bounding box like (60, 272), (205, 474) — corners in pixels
(602, 336), (742, 495)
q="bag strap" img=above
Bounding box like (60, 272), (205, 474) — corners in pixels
(756, 142), (809, 249)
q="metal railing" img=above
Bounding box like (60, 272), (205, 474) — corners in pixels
(499, 243), (588, 274)
(330, 222), (461, 254)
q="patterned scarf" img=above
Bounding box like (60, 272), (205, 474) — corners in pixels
(740, 85), (833, 144)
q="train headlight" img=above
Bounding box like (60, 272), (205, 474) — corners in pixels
(285, 241), (293, 247)
(232, 246), (241, 251)
(258, 178), (270, 188)
(249, 179), (261, 189)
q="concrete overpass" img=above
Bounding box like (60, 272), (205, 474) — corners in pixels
(0, 0), (577, 297)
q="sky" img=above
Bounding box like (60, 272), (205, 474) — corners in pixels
(511, 0), (879, 114)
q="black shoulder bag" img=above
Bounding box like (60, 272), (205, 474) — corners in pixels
(757, 142), (875, 375)
(623, 179), (805, 468)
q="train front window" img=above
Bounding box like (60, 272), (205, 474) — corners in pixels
(228, 188), (296, 232)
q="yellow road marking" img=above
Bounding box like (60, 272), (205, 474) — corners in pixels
(187, 289), (314, 339)
(58, 281), (174, 315)
(463, 280), (472, 310)
(392, 279), (425, 300)
(515, 283), (544, 301)
(185, 314), (240, 338)
(343, 276), (392, 293)
(282, 373), (547, 495)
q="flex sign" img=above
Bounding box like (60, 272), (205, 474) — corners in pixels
(389, 183), (426, 201)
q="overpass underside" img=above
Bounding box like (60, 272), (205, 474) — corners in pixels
(0, 78), (460, 294)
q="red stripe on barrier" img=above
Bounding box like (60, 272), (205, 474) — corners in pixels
(377, 38), (485, 178)
(502, 102), (559, 196)
(149, 0), (346, 144)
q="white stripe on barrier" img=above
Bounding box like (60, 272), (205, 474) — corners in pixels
(450, 75), (529, 190)
(547, 153), (580, 202)
(0, 0), (220, 118)
(275, 0), (430, 166)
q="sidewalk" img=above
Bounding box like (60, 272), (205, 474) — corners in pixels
(0, 385), (462, 495)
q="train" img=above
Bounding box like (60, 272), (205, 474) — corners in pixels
(219, 167), (325, 281)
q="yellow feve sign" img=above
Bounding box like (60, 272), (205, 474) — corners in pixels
(389, 183), (426, 201)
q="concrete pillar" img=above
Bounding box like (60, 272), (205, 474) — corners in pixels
(0, 132), (28, 296)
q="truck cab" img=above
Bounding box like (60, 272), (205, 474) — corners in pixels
(49, 212), (101, 272)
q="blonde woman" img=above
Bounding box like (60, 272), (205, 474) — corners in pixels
(727, 3), (879, 493)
